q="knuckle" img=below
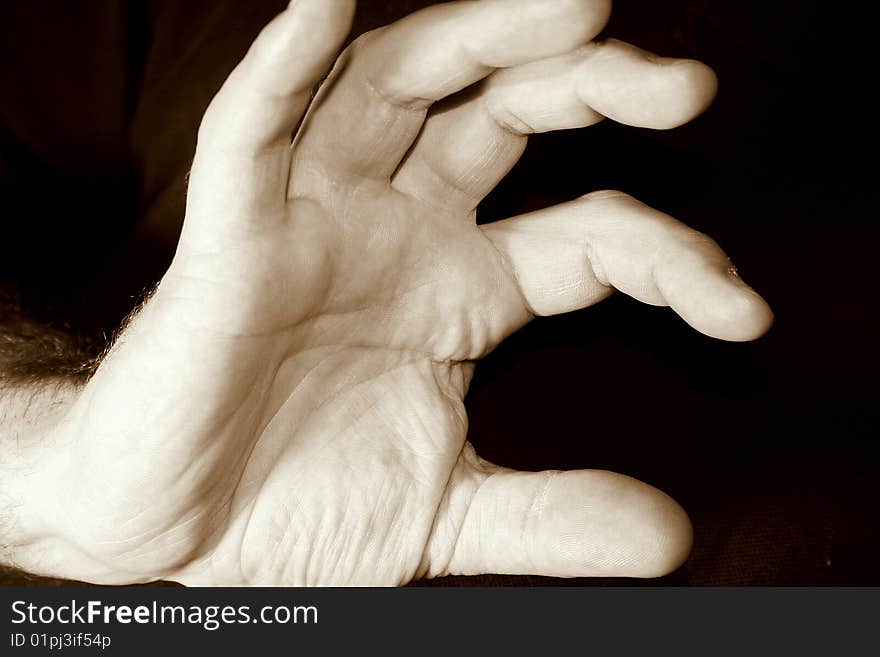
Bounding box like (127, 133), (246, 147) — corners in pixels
(348, 25), (389, 62)
(484, 88), (535, 136)
(676, 227), (725, 258)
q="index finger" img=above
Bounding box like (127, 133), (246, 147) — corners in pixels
(289, 0), (612, 187)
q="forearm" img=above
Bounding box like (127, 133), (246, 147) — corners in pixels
(0, 290), (94, 577)
(0, 381), (81, 575)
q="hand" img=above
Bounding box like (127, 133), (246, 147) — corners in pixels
(21, 0), (772, 585)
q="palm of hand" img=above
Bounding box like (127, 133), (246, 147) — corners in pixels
(51, 178), (525, 584)
(169, 187), (529, 585)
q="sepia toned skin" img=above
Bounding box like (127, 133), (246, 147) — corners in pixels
(2, 0), (772, 585)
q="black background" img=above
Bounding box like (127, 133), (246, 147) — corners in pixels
(1, 0), (877, 586)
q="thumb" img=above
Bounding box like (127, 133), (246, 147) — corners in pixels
(445, 459), (693, 579)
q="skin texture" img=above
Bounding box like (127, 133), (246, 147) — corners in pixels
(6, 0), (772, 585)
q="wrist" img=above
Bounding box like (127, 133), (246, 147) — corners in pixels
(0, 381), (81, 576)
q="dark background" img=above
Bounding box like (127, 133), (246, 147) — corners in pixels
(1, 0), (877, 585)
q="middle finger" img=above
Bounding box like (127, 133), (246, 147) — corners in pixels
(289, 0), (612, 191)
(392, 39), (718, 212)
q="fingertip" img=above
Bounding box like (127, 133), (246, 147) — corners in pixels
(669, 59), (719, 124)
(282, 0), (356, 74)
(656, 243), (774, 342)
(673, 285), (774, 342)
(573, 0), (613, 41)
(639, 58), (718, 130)
(551, 470), (693, 578)
(577, 41), (719, 130)
(691, 261), (775, 341)
(747, 296), (775, 340)
(636, 487), (693, 578)
(712, 284), (775, 342)
(597, 472), (693, 578)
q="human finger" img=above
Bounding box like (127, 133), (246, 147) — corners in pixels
(445, 459), (692, 578)
(393, 39), (717, 210)
(289, 0), (612, 188)
(482, 190), (773, 341)
(187, 0), (355, 227)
